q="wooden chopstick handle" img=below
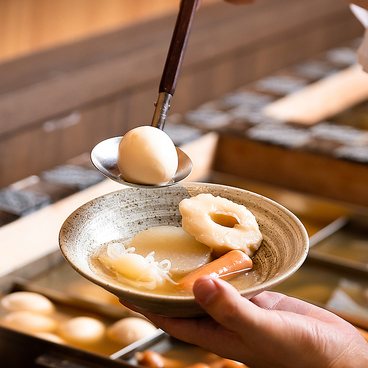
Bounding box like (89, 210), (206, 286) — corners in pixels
(159, 0), (199, 96)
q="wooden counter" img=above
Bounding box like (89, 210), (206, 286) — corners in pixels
(0, 179), (121, 288)
(214, 135), (368, 209)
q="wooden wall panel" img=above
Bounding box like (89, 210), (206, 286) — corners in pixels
(0, 0), (193, 62)
(125, 86), (158, 134)
(0, 97), (127, 187)
(169, 73), (198, 115)
(175, 66), (217, 113)
(211, 58), (239, 97)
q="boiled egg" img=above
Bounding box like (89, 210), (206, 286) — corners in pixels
(117, 126), (178, 185)
(59, 316), (105, 346)
(107, 317), (157, 346)
(0, 311), (57, 334)
(1, 291), (55, 315)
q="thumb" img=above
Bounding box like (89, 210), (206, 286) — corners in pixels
(193, 276), (263, 335)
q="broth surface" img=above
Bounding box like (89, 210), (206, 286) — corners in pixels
(89, 226), (258, 296)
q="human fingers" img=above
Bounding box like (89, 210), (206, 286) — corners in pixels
(193, 276), (266, 338)
(250, 291), (348, 326)
(348, 1), (368, 11)
(194, 278), (368, 367)
(119, 297), (230, 347)
(120, 276), (262, 357)
(191, 276), (301, 365)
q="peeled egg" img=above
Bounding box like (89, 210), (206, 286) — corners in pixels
(107, 317), (157, 346)
(36, 332), (66, 344)
(0, 311), (57, 334)
(1, 291), (55, 315)
(59, 316), (105, 346)
(117, 126), (178, 185)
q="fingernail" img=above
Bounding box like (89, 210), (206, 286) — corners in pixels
(194, 277), (218, 305)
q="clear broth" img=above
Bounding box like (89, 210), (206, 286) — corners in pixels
(89, 237), (258, 297)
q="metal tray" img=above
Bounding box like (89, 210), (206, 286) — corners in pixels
(0, 279), (159, 367)
(274, 215), (368, 330)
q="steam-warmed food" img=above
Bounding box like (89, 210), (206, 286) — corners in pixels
(59, 316), (105, 345)
(1, 291), (55, 315)
(107, 317), (157, 346)
(98, 226), (212, 290)
(177, 250), (252, 292)
(94, 194), (262, 294)
(135, 350), (248, 368)
(179, 193), (263, 257)
(36, 332), (66, 344)
(0, 311), (57, 334)
(117, 126), (178, 185)
(135, 350), (182, 368)
(99, 242), (177, 290)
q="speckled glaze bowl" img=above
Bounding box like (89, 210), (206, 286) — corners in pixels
(59, 182), (309, 317)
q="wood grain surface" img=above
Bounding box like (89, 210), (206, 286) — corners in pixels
(0, 0), (187, 62)
(264, 65), (368, 125)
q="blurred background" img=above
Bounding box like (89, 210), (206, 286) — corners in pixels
(0, 0), (187, 62)
(0, 0), (363, 187)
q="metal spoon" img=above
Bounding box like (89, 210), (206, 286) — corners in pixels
(91, 0), (199, 188)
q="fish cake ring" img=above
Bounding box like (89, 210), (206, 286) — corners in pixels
(179, 193), (262, 257)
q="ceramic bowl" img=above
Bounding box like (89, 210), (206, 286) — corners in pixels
(59, 182), (309, 317)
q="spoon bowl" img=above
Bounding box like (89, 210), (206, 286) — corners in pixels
(91, 137), (193, 188)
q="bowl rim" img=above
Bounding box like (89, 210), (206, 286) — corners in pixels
(59, 182), (309, 306)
